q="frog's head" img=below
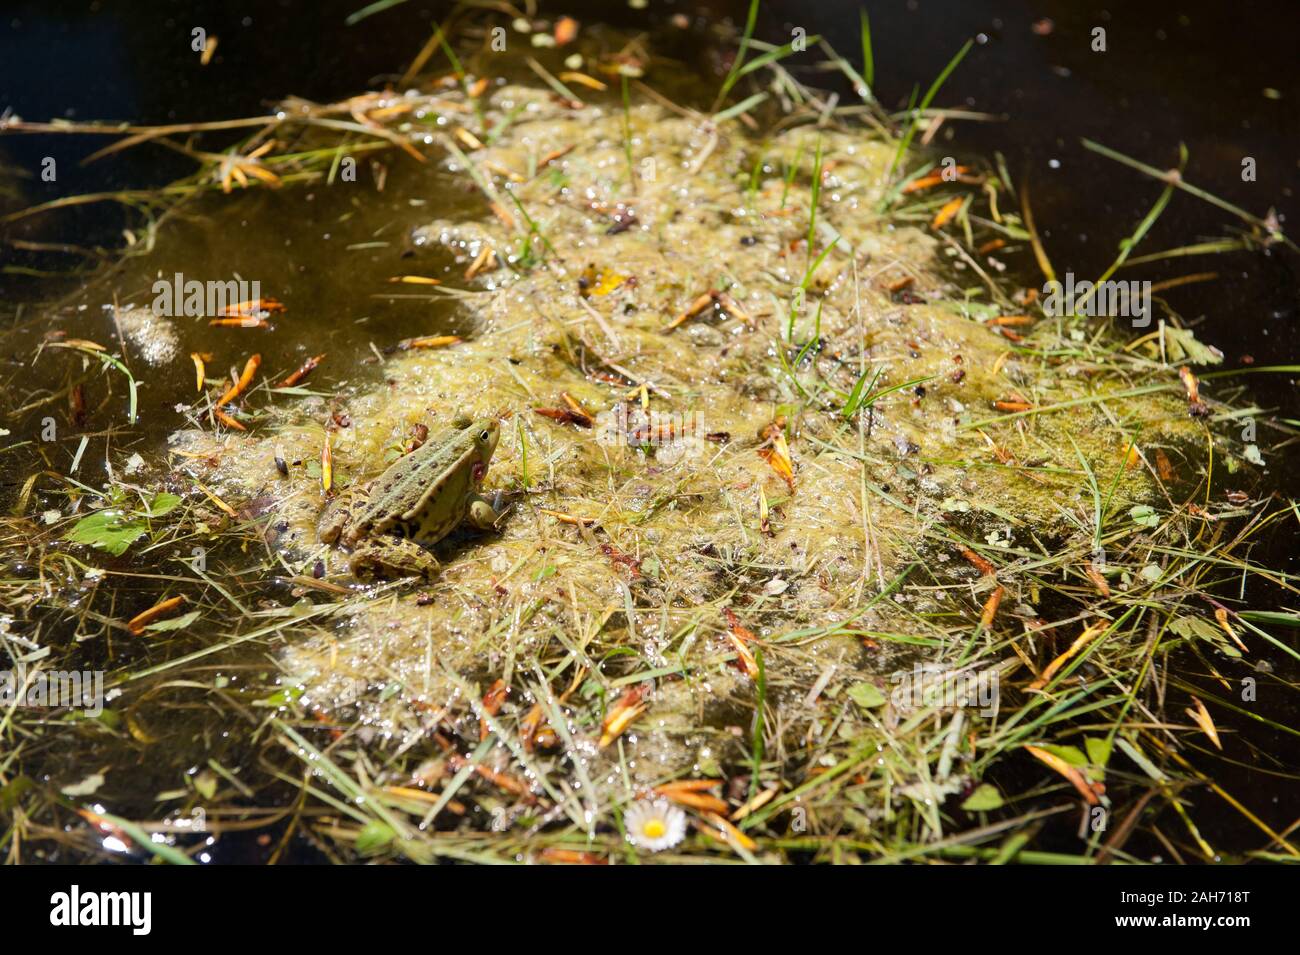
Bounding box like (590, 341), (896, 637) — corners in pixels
(470, 418), (500, 482)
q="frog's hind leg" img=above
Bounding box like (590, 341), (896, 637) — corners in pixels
(348, 537), (441, 580)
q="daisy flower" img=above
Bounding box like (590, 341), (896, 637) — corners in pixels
(624, 799), (687, 852)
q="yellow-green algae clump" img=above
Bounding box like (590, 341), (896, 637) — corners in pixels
(168, 82), (1224, 856)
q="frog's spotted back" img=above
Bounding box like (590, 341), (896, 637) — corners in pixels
(318, 415), (501, 578)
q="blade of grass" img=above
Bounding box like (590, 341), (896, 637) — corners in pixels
(887, 39), (973, 181)
(712, 0), (761, 112)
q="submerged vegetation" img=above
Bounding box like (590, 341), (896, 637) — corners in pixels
(1, 6), (1297, 865)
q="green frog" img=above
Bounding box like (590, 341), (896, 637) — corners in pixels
(319, 417), (500, 579)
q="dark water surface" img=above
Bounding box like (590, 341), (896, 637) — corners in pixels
(4, 0), (1295, 356)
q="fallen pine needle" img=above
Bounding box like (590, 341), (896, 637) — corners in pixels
(931, 196), (964, 230)
(194, 480), (237, 517)
(388, 275), (443, 285)
(127, 595), (186, 635)
(599, 687), (647, 748)
(731, 784), (779, 821)
(400, 335), (462, 350)
(1025, 745), (1103, 805)
(321, 432), (333, 493)
(214, 409), (247, 431)
(216, 353), (261, 408)
(959, 546), (996, 577)
(560, 71), (606, 91)
(1186, 696), (1223, 749)
(979, 585), (1004, 629)
(282, 354), (325, 387)
(539, 508), (596, 527)
(209, 317), (270, 329)
(698, 812), (758, 852)
(1028, 621), (1107, 691)
(190, 352), (207, 393)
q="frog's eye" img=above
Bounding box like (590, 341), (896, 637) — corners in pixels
(479, 430), (490, 441)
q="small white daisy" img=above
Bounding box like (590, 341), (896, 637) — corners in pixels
(624, 799), (687, 852)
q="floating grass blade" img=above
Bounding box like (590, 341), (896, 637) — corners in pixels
(1082, 138), (1291, 249)
(860, 9), (875, 91)
(712, 0), (761, 112)
(887, 39), (973, 180)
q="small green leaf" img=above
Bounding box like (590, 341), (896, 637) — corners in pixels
(193, 770), (218, 800)
(67, 510), (148, 556)
(1084, 737), (1112, 782)
(60, 772), (105, 797)
(257, 686), (305, 708)
(848, 682), (886, 708)
(355, 820), (396, 855)
(146, 492), (182, 517)
(0, 775), (36, 812)
(1129, 504), (1160, 528)
(1033, 743), (1087, 767)
(961, 783), (1003, 812)
(144, 610), (201, 632)
(1085, 738), (1112, 767)
(1168, 615), (1241, 657)
(1164, 326), (1224, 365)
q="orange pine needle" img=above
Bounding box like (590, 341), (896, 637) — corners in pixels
(479, 679), (509, 741)
(559, 71), (606, 91)
(959, 547), (996, 577)
(1028, 621), (1107, 691)
(697, 812), (758, 851)
(1185, 696), (1222, 749)
(664, 291), (715, 332)
(388, 275), (442, 285)
(400, 335), (462, 350)
(599, 687), (647, 748)
(213, 409), (246, 431)
(1025, 745), (1104, 805)
(127, 595), (186, 635)
(979, 585), (1004, 629)
(218, 298), (284, 317)
(281, 354), (325, 387)
(931, 196), (964, 230)
(1085, 561), (1112, 597)
(209, 317), (270, 329)
(216, 353), (261, 408)
(653, 784), (729, 815)
(190, 352), (207, 393)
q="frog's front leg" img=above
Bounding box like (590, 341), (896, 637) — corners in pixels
(348, 535), (441, 580)
(319, 486), (363, 545)
(465, 493), (500, 531)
